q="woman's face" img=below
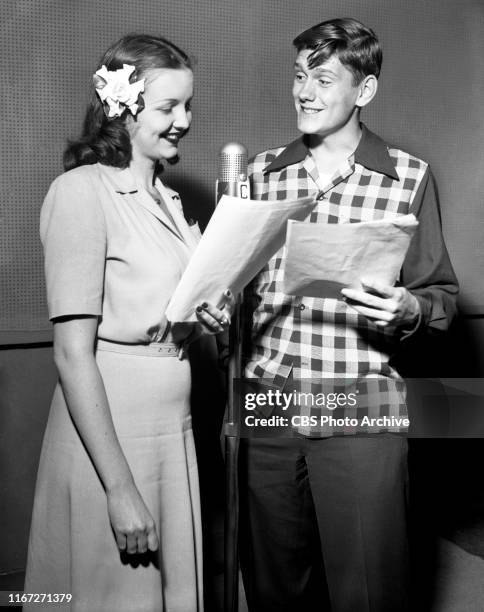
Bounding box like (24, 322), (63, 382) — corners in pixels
(127, 67), (193, 163)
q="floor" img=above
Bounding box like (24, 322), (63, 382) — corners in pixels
(1, 538), (483, 611)
(430, 538), (484, 612)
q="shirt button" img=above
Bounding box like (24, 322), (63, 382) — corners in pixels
(299, 304), (306, 311)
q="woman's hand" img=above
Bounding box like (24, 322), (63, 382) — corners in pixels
(107, 480), (159, 555)
(53, 317), (159, 553)
(173, 289), (236, 359)
(195, 289), (235, 334)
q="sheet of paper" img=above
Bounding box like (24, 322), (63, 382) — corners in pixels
(165, 194), (317, 322)
(283, 214), (419, 299)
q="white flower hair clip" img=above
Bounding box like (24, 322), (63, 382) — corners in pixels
(93, 64), (145, 118)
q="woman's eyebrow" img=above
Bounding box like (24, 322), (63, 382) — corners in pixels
(152, 98), (176, 104)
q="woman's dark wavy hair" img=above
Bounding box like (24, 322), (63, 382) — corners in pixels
(63, 34), (192, 171)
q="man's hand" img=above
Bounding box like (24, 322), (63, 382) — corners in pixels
(340, 278), (420, 328)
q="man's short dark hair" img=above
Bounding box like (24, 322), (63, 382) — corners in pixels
(293, 17), (382, 84)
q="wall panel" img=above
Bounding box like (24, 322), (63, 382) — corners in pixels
(1, 0), (483, 343)
(1, 0), (483, 575)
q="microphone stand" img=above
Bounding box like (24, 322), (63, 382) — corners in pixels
(224, 293), (242, 612)
(215, 142), (249, 612)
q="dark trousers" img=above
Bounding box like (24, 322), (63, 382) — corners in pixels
(239, 436), (409, 612)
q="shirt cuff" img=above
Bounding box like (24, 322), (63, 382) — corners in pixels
(399, 294), (430, 341)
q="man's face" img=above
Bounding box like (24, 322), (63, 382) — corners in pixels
(292, 50), (361, 137)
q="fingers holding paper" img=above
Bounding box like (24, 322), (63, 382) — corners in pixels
(341, 278), (420, 328)
(195, 289), (235, 335)
(175, 289), (235, 360)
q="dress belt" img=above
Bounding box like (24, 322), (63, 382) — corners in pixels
(96, 338), (180, 357)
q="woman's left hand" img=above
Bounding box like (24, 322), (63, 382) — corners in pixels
(195, 289), (235, 335)
(177, 289), (235, 360)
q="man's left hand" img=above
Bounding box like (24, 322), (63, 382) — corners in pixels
(340, 278), (420, 328)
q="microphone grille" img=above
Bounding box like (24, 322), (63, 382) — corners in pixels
(218, 142), (248, 182)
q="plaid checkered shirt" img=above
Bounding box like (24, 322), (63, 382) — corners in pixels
(242, 124), (458, 436)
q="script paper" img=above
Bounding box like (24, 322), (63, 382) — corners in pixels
(165, 194), (317, 322)
(283, 214), (419, 299)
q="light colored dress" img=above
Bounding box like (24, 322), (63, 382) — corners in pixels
(24, 163), (204, 612)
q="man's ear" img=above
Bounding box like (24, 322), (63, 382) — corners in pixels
(356, 74), (378, 108)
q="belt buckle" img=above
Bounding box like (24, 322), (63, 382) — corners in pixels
(156, 344), (177, 355)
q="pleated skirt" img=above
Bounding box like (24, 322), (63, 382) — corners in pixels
(24, 340), (203, 612)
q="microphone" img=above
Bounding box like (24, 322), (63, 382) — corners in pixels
(216, 141), (250, 612)
(216, 142), (250, 205)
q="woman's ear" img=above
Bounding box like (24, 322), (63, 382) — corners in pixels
(356, 74), (378, 108)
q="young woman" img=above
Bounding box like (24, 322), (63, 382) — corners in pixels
(24, 34), (231, 611)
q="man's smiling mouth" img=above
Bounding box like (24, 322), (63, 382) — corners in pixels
(300, 106), (323, 114)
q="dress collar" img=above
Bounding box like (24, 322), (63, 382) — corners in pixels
(97, 163), (138, 193)
(96, 163), (197, 248)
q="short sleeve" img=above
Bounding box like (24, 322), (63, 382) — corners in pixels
(40, 168), (107, 320)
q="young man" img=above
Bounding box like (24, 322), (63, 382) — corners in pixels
(239, 18), (458, 612)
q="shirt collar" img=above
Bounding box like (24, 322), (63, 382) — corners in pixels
(263, 123), (399, 181)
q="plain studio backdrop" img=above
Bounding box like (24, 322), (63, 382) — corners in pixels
(1, 0), (484, 605)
